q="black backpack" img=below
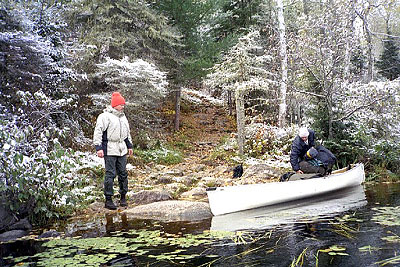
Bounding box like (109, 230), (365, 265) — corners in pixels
(316, 145), (337, 166)
(233, 164), (243, 178)
(280, 172), (295, 182)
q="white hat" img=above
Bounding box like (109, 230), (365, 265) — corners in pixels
(298, 127), (309, 138)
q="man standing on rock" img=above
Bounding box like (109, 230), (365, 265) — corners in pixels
(93, 92), (133, 210)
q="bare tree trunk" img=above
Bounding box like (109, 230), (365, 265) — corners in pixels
(365, 26), (373, 83)
(227, 90), (233, 116)
(344, 0), (356, 81)
(355, 2), (373, 83)
(174, 87), (181, 131)
(235, 90), (245, 155)
(302, 0), (310, 16)
(276, 0), (287, 128)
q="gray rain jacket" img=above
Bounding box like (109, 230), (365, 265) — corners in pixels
(93, 106), (133, 156)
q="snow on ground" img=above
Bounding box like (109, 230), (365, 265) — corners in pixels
(244, 156), (291, 169)
(182, 87), (224, 106)
(73, 151), (136, 171)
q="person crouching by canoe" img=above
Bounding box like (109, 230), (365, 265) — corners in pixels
(290, 127), (316, 174)
(302, 147), (328, 176)
(93, 92), (134, 210)
(305, 146), (337, 176)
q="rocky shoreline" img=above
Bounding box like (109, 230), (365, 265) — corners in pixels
(88, 160), (284, 221)
(0, 95), (289, 242)
(0, 160), (285, 242)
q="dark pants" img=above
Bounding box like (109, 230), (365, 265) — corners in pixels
(104, 155), (128, 197)
(299, 161), (327, 176)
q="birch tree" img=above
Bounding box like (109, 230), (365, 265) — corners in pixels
(276, 0), (288, 128)
(354, 0), (376, 83)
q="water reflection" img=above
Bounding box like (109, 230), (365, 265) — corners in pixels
(211, 185), (367, 232)
(4, 183), (400, 267)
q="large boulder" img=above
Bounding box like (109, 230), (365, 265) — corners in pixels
(181, 187), (207, 199)
(128, 190), (172, 205)
(238, 164), (281, 184)
(0, 230), (28, 242)
(124, 200), (212, 222)
(8, 218), (32, 231)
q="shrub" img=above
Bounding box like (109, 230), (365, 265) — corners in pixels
(372, 140), (400, 175)
(0, 110), (94, 225)
(245, 124), (294, 158)
(208, 135), (239, 163)
(133, 144), (183, 165)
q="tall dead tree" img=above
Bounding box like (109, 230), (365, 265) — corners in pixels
(276, 0), (288, 128)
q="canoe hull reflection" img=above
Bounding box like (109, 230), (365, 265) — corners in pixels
(211, 185), (367, 232)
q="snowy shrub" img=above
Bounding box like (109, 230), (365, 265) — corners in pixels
(96, 57), (168, 99)
(319, 80), (400, 173)
(245, 124), (294, 158)
(95, 57), (169, 131)
(372, 140), (400, 174)
(0, 107), (93, 224)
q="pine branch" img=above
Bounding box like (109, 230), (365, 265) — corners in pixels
(291, 87), (326, 98)
(332, 95), (390, 122)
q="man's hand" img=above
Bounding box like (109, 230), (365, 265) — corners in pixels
(128, 149), (133, 156)
(296, 170), (304, 174)
(97, 150), (104, 158)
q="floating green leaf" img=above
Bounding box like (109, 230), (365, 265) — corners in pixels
(7, 228), (236, 266)
(359, 245), (381, 253)
(382, 235), (400, 243)
(318, 245), (348, 256)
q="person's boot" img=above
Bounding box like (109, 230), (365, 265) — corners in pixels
(104, 196), (117, 210)
(120, 194), (128, 207)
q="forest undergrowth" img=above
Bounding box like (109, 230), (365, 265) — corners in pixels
(134, 93), (238, 181)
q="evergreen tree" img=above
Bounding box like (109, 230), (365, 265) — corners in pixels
(211, 0), (262, 39)
(376, 34), (400, 81)
(67, 0), (181, 77)
(151, 0), (262, 81)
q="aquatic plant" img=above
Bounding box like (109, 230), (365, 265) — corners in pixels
(315, 245), (349, 267)
(291, 247), (308, 267)
(375, 255), (400, 266)
(8, 229), (234, 266)
(328, 220), (358, 239)
(371, 206), (400, 226)
(358, 245), (382, 254)
(317, 245), (349, 256)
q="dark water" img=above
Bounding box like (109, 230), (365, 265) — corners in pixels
(1, 182), (400, 267)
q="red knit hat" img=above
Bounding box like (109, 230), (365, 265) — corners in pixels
(111, 92), (125, 107)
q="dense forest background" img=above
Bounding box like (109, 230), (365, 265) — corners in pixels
(1, 0), (400, 224)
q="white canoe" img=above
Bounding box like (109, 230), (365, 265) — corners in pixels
(206, 163), (365, 216)
(211, 185), (367, 232)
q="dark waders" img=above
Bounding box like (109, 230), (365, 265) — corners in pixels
(104, 155), (128, 209)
